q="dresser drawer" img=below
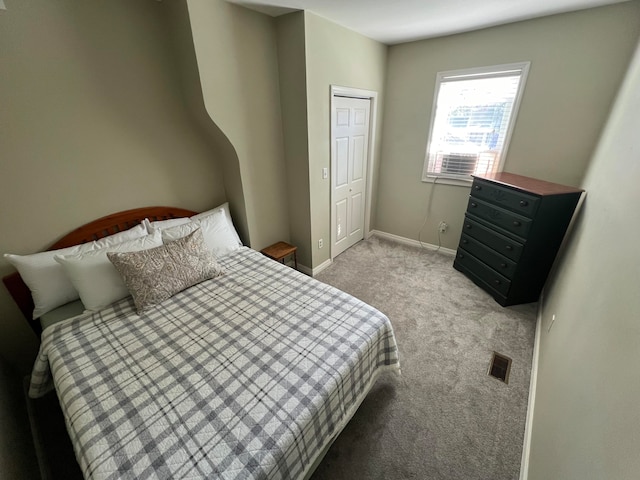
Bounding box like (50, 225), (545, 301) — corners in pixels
(455, 249), (511, 296)
(467, 197), (532, 238)
(462, 216), (524, 262)
(471, 178), (540, 217)
(459, 234), (517, 279)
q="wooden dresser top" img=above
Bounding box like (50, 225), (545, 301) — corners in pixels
(473, 172), (584, 196)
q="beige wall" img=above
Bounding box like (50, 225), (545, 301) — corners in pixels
(0, 0), (227, 372)
(304, 12), (388, 267)
(276, 12), (313, 267)
(527, 38), (640, 480)
(186, 0), (290, 251)
(376, 3), (640, 250)
(162, 0), (250, 244)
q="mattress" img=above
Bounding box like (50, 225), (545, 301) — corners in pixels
(30, 247), (400, 479)
(39, 299), (85, 330)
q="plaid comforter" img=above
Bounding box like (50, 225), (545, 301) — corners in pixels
(30, 247), (400, 480)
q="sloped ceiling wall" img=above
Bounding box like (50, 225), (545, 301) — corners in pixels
(185, 0), (290, 252)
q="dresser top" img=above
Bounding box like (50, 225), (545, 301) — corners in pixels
(473, 172), (584, 196)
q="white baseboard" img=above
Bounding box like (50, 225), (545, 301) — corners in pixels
(299, 230), (454, 276)
(519, 291), (543, 480)
(370, 230), (457, 256)
(298, 258), (333, 277)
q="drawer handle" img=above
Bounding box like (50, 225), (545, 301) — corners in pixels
(500, 263), (507, 268)
(458, 253), (464, 259)
(462, 239), (468, 244)
(505, 245), (513, 251)
(474, 185), (482, 191)
(494, 279), (501, 285)
(520, 200), (528, 207)
(465, 224), (472, 229)
(470, 202), (477, 208)
(513, 221), (521, 227)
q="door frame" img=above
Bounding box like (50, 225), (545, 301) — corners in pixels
(329, 85), (379, 260)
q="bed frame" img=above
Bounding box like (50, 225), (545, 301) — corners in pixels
(2, 206), (197, 336)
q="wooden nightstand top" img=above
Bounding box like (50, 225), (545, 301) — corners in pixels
(261, 241), (297, 261)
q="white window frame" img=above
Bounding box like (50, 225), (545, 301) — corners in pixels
(421, 62), (530, 186)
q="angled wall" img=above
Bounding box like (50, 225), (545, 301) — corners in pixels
(161, 0), (249, 243)
(526, 38), (640, 480)
(186, 0), (290, 251)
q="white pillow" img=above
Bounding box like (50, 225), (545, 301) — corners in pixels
(93, 222), (148, 250)
(160, 221), (200, 244)
(161, 209), (240, 258)
(197, 210), (241, 257)
(192, 202), (242, 246)
(143, 217), (191, 234)
(54, 232), (163, 312)
(5, 242), (96, 319)
(3, 222), (149, 319)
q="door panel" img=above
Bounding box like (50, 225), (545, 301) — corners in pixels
(354, 108), (367, 125)
(352, 135), (365, 181)
(336, 137), (349, 187)
(350, 192), (363, 235)
(331, 96), (371, 258)
(336, 108), (350, 126)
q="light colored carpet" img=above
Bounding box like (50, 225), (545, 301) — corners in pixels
(312, 236), (536, 480)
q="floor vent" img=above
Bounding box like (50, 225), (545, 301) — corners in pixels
(488, 352), (512, 384)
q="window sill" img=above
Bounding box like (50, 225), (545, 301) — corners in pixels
(421, 176), (474, 187)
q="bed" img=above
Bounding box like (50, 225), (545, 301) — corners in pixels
(3, 206), (400, 480)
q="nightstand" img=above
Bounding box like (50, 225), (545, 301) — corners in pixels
(261, 241), (298, 270)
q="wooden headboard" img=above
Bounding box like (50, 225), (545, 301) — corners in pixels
(2, 206), (197, 336)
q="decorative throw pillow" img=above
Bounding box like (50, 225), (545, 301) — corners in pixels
(107, 229), (224, 313)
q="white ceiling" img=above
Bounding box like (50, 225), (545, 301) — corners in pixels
(226, 0), (629, 44)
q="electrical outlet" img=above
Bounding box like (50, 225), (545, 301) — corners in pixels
(438, 221), (448, 233)
(318, 239), (324, 249)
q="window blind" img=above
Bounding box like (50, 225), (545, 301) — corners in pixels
(423, 63), (529, 181)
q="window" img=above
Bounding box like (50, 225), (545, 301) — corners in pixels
(422, 62), (530, 182)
